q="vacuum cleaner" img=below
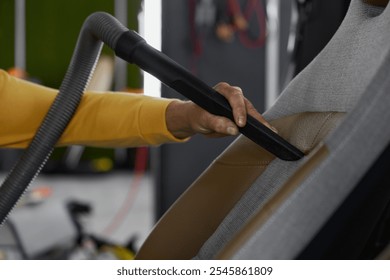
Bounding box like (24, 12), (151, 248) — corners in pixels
(0, 12), (303, 225)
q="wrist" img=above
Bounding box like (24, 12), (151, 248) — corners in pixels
(165, 100), (194, 139)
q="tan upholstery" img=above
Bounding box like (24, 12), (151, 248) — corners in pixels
(136, 112), (345, 259)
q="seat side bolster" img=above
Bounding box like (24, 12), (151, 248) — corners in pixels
(216, 144), (329, 259)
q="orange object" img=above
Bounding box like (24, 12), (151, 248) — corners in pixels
(7, 67), (27, 79)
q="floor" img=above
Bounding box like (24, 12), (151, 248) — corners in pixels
(0, 171), (154, 259)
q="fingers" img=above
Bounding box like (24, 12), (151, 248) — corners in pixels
(165, 100), (240, 139)
(196, 108), (239, 137)
(244, 99), (278, 133)
(213, 82), (277, 133)
(214, 82), (247, 127)
(166, 82), (278, 141)
(209, 115), (238, 136)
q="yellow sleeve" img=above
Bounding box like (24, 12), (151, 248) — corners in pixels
(0, 69), (187, 149)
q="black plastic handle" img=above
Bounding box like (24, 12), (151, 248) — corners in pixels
(115, 31), (304, 161)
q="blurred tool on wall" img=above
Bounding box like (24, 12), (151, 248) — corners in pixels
(189, 0), (267, 73)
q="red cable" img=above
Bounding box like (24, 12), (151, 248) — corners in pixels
(228, 0), (267, 49)
(189, 0), (203, 74)
(102, 147), (149, 237)
(228, 0), (242, 16)
(238, 0), (266, 49)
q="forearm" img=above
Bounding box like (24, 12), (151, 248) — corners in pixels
(0, 70), (185, 148)
(60, 92), (186, 147)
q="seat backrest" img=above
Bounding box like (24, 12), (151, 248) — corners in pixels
(217, 66), (390, 259)
(136, 0), (390, 259)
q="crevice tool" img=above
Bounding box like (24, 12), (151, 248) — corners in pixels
(115, 30), (304, 161)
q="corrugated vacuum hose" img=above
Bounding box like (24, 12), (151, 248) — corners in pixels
(0, 12), (128, 225)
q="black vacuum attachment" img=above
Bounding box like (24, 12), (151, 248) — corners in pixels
(115, 30), (304, 161)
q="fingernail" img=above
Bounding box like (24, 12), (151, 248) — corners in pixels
(238, 116), (245, 127)
(227, 126), (238, 135)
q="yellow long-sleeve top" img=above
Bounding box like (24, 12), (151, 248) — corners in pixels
(0, 69), (185, 148)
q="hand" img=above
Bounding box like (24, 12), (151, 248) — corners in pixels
(165, 82), (277, 139)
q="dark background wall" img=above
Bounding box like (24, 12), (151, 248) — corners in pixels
(293, 0), (351, 75)
(155, 0), (269, 217)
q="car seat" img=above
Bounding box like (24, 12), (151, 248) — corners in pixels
(135, 0), (390, 259)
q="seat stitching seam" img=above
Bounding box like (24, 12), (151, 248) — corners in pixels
(309, 112), (335, 150)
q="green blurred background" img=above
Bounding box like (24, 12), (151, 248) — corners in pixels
(0, 0), (142, 88)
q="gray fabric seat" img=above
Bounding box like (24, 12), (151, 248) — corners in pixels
(136, 0), (390, 259)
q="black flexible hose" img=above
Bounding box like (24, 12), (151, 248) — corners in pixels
(0, 12), (127, 225)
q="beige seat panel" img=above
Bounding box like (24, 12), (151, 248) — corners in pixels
(136, 112), (345, 259)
